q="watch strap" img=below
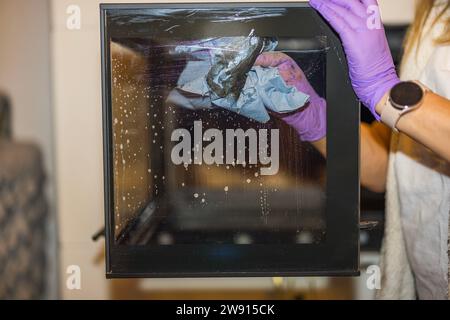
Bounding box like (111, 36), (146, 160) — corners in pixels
(380, 99), (402, 131)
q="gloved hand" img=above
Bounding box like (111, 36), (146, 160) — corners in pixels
(310, 0), (400, 119)
(254, 52), (326, 142)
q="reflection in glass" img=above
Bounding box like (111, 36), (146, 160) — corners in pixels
(109, 9), (328, 246)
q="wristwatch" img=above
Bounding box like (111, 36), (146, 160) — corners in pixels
(380, 81), (430, 131)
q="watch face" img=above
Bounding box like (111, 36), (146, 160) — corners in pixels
(390, 81), (423, 110)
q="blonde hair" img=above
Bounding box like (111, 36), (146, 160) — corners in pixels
(404, 0), (450, 57)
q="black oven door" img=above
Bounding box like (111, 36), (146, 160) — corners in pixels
(101, 2), (360, 278)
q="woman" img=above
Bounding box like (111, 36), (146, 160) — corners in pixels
(256, 0), (450, 299)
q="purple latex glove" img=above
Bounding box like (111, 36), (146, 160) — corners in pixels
(310, 0), (400, 119)
(255, 52), (326, 142)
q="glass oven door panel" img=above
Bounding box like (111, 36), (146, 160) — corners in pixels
(101, 3), (360, 277)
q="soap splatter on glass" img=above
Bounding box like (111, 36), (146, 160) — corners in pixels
(109, 8), (328, 245)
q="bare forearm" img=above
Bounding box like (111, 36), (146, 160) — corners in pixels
(311, 122), (389, 192)
(376, 92), (450, 162)
(360, 123), (389, 192)
(311, 138), (326, 157)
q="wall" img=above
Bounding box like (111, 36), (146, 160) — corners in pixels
(0, 0), (57, 299)
(0, 1), (53, 164)
(50, 0), (415, 299)
(379, 0), (415, 25)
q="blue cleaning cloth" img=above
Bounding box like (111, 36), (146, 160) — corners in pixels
(166, 37), (310, 123)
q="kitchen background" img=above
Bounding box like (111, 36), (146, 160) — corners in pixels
(0, 0), (414, 299)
